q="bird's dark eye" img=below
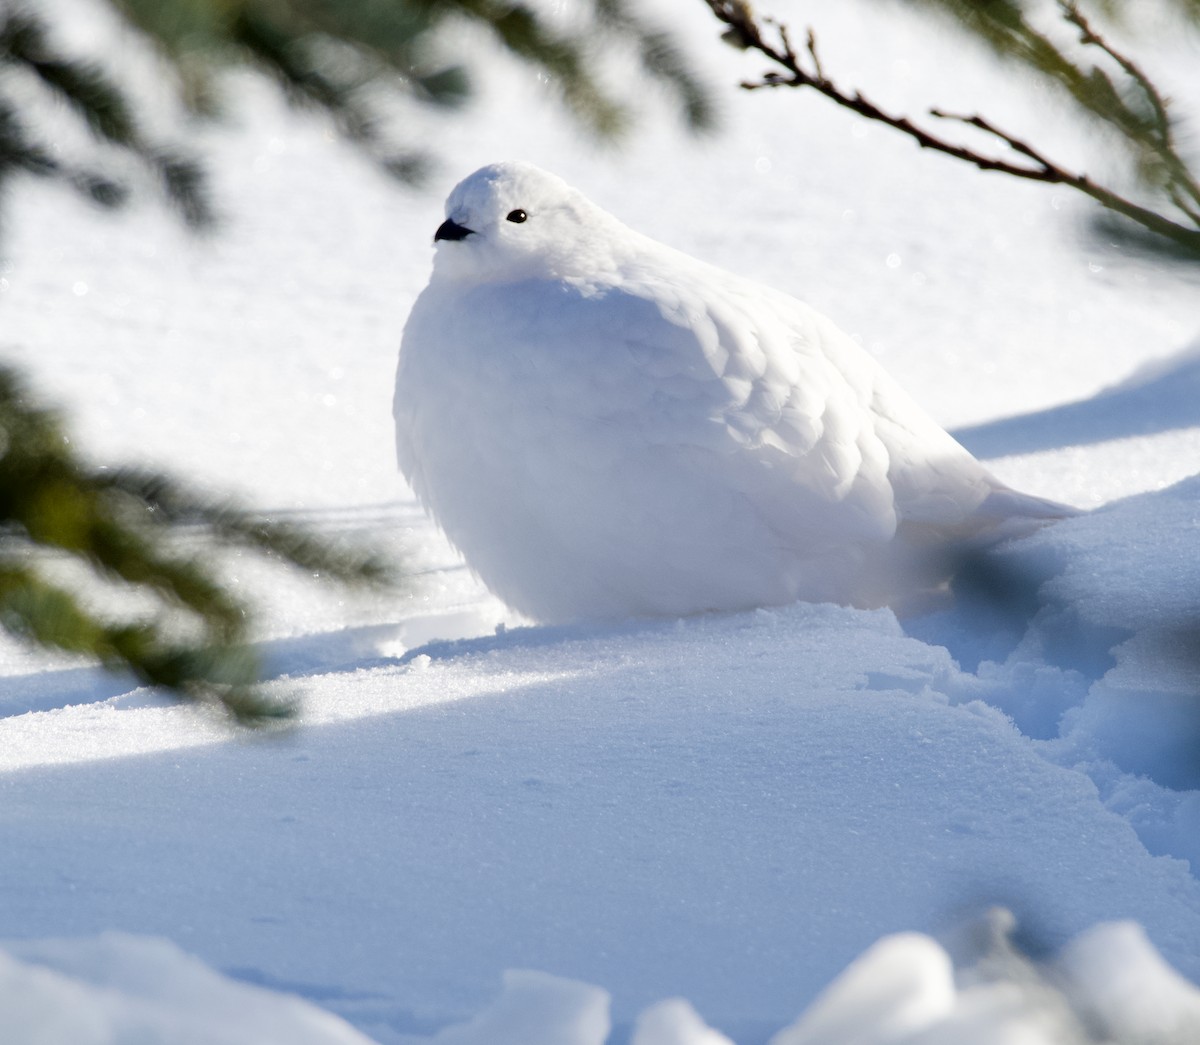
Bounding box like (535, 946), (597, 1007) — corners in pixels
(506, 209), (528, 224)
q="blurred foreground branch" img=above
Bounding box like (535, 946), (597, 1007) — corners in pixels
(0, 4), (213, 228)
(1, 0), (712, 226)
(706, 0), (1200, 258)
(0, 367), (394, 722)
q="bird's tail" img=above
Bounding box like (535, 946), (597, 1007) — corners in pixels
(976, 483), (1082, 524)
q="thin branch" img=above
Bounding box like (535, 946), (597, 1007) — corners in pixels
(1061, 1), (1172, 144)
(704, 0), (1200, 255)
(712, 1), (1058, 181)
(804, 29), (826, 85)
(1059, 0), (1200, 210)
(931, 109), (1200, 247)
(1169, 184), (1200, 226)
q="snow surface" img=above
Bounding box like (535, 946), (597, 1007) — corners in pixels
(2, 0), (1200, 1041)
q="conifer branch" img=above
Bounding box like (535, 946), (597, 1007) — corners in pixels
(0, 366), (395, 723)
(0, 4), (214, 226)
(1058, 1), (1200, 212)
(4, 0), (709, 217)
(593, 0), (716, 131)
(704, 0), (1200, 257)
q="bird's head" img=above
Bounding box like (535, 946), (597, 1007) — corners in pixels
(429, 162), (623, 284)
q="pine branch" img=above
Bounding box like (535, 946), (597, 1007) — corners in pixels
(10, 0), (710, 208)
(91, 468), (397, 588)
(1059, 1), (1200, 211)
(710, 4), (1068, 182)
(0, 10), (138, 147)
(0, 560), (276, 722)
(151, 149), (214, 229)
(228, 5), (429, 183)
(0, 365), (395, 723)
(461, 0), (627, 137)
(1064, 5), (1170, 138)
(0, 5), (214, 226)
(0, 99), (58, 178)
(593, 0), (716, 131)
(704, 0), (1200, 257)
(0, 94), (130, 215)
(928, 109), (1200, 248)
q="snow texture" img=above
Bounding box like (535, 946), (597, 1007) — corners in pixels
(0, 933), (374, 1044)
(2, 0), (1200, 1042)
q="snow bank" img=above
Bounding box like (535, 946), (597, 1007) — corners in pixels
(425, 970), (609, 1045)
(7, 916), (1199, 1044)
(0, 933), (372, 1044)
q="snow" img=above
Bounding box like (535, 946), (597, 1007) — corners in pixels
(633, 1000), (735, 1045)
(426, 970), (610, 1045)
(2, 0), (1200, 1042)
(0, 933), (375, 1045)
(770, 933), (959, 1044)
(769, 914), (1200, 1045)
(1055, 921), (1200, 1041)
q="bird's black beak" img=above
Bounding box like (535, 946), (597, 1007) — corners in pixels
(435, 219), (474, 243)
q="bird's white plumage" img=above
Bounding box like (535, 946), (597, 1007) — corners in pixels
(395, 162), (1070, 622)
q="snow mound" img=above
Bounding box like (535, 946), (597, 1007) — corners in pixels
(0, 932), (373, 1045)
(1057, 921), (1200, 1043)
(15, 915), (1195, 1045)
(427, 969), (610, 1045)
(771, 933), (957, 1044)
(632, 999), (736, 1045)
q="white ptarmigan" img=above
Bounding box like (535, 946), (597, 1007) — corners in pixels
(394, 162), (1073, 623)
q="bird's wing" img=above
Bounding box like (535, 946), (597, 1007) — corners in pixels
(626, 263), (1043, 540)
(587, 271), (905, 546)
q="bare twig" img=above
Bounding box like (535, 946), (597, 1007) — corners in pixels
(804, 29), (826, 84)
(703, 0), (1200, 255)
(1169, 185), (1200, 226)
(929, 109), (1199, 246)
(1060, 0), (1200, 211)
(1061, 1), (1172, 144)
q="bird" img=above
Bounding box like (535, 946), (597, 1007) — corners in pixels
(394, 161), (1074, 623)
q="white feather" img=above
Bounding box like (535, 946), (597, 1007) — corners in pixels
(395, 162), (1073, 622)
